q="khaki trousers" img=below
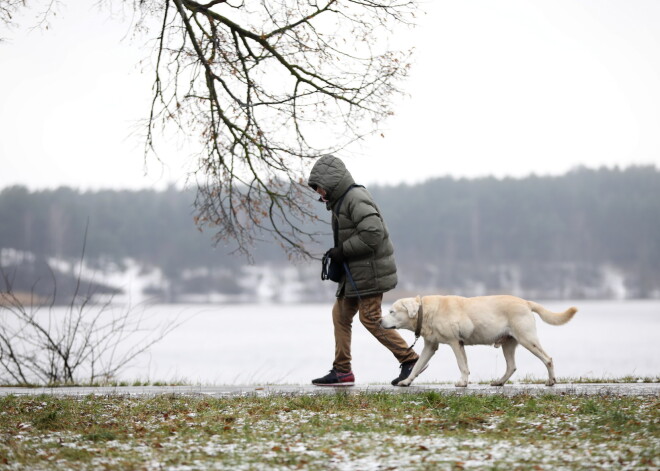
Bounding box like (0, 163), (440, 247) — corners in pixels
(332, 294), (419, 373)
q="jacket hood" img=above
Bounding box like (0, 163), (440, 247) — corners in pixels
(307, 155), (356, 204)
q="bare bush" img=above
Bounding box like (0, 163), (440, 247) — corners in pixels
(0, 267), (180, 386)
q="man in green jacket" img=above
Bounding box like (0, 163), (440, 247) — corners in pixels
(308, 155), (420, 386)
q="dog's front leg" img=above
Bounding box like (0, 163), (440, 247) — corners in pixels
(398, 341), (437, 387)
(449, 341), (470, 387)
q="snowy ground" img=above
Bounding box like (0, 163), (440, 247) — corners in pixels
(1, 391), (657, 470)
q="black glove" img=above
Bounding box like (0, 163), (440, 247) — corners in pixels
(328, 246), (345, 263)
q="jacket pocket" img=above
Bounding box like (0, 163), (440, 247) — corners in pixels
(347, 259), (376, 291)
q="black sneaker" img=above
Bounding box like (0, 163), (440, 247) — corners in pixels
(312, 369), (355, 387)
(391, 359), (426, 386)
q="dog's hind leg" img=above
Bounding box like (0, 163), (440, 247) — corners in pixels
(491, 337), (518, 386)
(449, 341), (470, 387)
(518, 336), (556, 386)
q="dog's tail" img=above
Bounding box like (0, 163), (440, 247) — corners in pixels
(528, 301), (578, 326)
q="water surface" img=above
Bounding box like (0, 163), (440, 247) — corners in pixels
(120, 299), (660, 385)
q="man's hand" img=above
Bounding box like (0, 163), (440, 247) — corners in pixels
(328, 246), (345, 263)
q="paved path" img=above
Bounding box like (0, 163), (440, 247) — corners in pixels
(1, 382), (658, 397)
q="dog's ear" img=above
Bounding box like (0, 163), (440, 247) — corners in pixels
(404, 297), (421, 318)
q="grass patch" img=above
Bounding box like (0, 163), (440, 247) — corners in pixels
(0, 392), (657, 470)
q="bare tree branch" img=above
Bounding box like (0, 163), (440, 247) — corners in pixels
(142, 0), (416, 258)
(3, 0), (418, 258)
(0, 0), (26, 26)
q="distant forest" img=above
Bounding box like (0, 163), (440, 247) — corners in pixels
(1, 165), (659, 301)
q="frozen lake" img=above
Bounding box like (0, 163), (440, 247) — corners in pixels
(116, 299), (659, 385)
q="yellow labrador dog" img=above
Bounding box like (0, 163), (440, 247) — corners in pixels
(381, 295), (577, 387)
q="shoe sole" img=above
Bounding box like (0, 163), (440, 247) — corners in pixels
(312, 382), (355, 387)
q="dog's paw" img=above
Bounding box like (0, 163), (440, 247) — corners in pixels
(545, 379), (556, 387)
(397, 378), (412, 387)
(454, 381), (468, 388)
(490, 381), (504, 387)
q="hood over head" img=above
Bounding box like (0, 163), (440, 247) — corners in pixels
(307, 155), (356, 205)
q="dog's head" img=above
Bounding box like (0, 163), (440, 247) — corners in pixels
(381, 296), (421, 331)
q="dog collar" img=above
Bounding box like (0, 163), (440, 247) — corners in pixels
(415, 300), (424, 339)
(407, 298), (424, 351)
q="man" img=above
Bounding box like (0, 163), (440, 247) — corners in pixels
(307, 154), (420, 386)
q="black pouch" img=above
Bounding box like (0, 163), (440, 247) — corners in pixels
(321, 249), (344, 282)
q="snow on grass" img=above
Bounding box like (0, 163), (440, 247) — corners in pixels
(0, 392), (657, 470)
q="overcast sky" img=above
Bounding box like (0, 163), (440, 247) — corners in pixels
(1, 0), (658, 190)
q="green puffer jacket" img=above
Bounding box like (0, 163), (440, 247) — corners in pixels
(308, 155), (398, 298)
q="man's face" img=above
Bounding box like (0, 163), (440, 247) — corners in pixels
(315, 187), (328, 202)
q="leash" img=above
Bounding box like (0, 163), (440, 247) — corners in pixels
(331, 187), (406, 353)
(407, 299), (424, 350)
(344, 263), (409, 353)
(344, 265), (423, 354)
(342, 262), (361, 301)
